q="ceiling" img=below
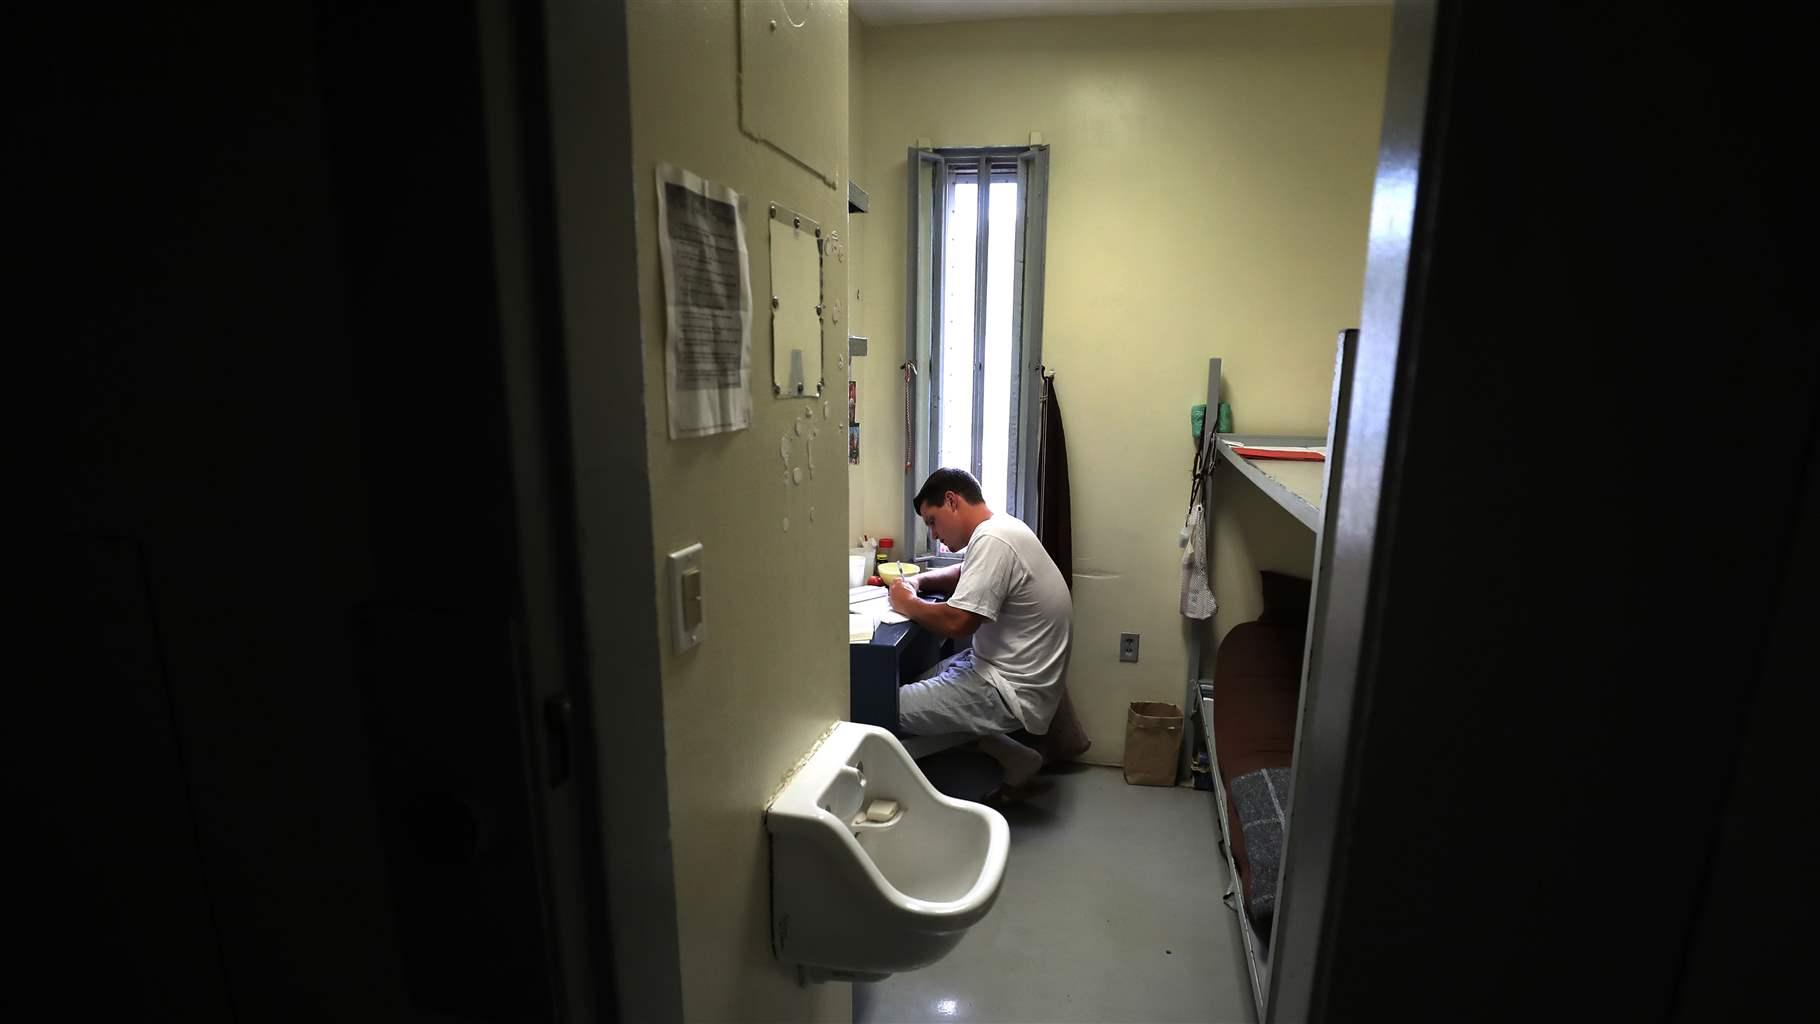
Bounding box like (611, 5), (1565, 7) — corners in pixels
(850, 0), (1386, 28)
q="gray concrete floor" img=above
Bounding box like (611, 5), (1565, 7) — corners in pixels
(854, 764), (1256, 1024)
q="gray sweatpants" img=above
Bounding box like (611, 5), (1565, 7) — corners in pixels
(897, 650), (1022, 737)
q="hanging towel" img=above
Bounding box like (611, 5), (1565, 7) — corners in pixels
(1020, 373), (1091, 764)
(1035, 374), (1073, 585)
(1180, 501), (1216, 620)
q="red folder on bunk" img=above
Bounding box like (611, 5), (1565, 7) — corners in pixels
(1228, 445), (1326, 462)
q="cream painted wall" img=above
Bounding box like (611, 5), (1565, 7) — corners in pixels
(625, 2), (851, 1020)
(853, 7), (1391, 763)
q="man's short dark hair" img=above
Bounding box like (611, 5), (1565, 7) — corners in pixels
(913, 467), (985, 511)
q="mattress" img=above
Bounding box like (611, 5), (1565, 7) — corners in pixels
(1211, 618), (1304, 939)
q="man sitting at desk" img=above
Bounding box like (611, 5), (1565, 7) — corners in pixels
(888, 467), (1073, 798)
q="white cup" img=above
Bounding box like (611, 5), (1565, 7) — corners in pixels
(848, 554), (867, 587)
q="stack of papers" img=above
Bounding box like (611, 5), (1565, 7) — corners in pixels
(848, 585), (908, 643)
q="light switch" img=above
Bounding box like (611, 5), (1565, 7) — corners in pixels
(669, 543), (705, 652)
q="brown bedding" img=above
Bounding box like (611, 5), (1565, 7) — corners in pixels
(1212, 572), (1310, 938)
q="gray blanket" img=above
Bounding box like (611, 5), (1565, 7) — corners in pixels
(1229, 766), (1291, 937)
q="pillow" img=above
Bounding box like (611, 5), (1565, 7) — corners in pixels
(1256, 570), (1312, 626)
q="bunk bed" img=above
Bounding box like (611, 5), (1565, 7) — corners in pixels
(1184, 339), (1351, 1019)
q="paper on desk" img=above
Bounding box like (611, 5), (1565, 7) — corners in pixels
(848, 589), (909, 635)
(852, 604), (910, 627)
(848, 609), (906, 643)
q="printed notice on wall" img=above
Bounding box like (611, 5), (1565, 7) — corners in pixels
(656, 164), (752, 439)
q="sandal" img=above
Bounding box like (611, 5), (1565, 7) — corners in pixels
(979, 777), (1053, 809)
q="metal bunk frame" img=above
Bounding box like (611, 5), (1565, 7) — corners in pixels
(1184, 336), (1353, 1020)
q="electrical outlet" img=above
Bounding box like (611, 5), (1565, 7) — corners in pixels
(1119, 632), (1140, 663)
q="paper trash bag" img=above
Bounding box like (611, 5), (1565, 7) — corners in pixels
(1123, 701), (1183, 786)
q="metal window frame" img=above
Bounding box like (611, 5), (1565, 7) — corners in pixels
(904, 144), (1049, 557)
(1014, 146), (1050, 535)
(904, 149), (945, 560)
(967, 156), (990, 484)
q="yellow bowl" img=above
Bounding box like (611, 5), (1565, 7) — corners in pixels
(877, 561), (921, 582)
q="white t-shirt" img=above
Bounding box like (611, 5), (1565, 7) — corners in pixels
(944, 514), (1073, 733)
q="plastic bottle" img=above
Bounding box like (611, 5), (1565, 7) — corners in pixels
(876, 537), (894, 569)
